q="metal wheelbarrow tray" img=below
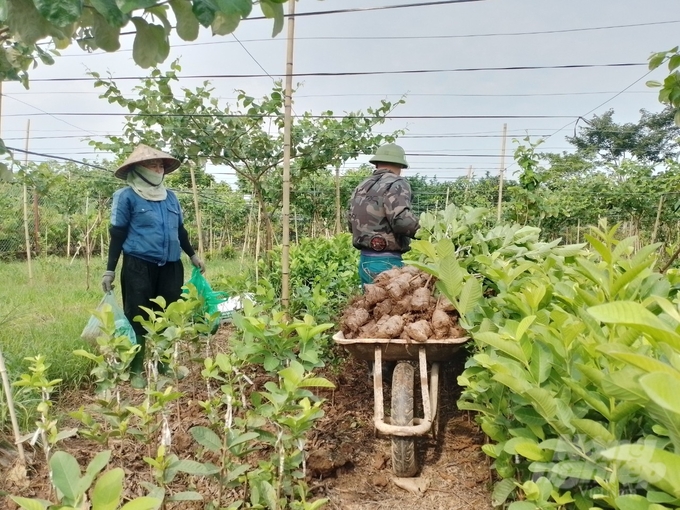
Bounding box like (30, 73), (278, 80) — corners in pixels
(333, 331), (470, 477)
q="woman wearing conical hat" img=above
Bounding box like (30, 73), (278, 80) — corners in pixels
(101, 144), (205, 389)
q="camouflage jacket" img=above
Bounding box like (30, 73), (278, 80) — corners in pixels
(347, 169), (420, 253)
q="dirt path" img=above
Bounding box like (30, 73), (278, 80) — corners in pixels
(311, 355), (493, 510)
(1, 334), (492, 509)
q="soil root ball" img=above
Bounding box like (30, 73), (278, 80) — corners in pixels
(345, 308), (370, 333)
(386, 276), (411, 301)
(374, 299), (394, 320)
(339, 265), (465, 342)
(375, 315), (405, 339)
(364, 284), (388, 307)
(432, 309), (451, 338)
(411, 287), (431, 312)
(404, 320), (432, 342)
(436, 294), (456, 312)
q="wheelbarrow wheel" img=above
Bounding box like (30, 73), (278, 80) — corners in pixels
(391, 362), (417, 477)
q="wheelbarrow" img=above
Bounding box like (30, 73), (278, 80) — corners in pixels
(332, 331), (469, 477)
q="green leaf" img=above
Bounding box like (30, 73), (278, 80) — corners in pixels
(515, 441), (547, 462)
(91, 468), (124, 510)
(551, 460), (605, 481)
(89, 0), (126, 26)
(640, 372), (680, 415)
(211, 11), (240, 35)
(190, 426), (222, 453)
(474, 331), (528, 364)
(438, 255), (464, 301)
(49, 451), (82, 502)
(0, 162), (13, 182)
(299, 377), (336, 389)
(669, 54), (680, 71)
(84, 450), (112, 486)
(571, 418), (615, 444)
(175, 459), (220, 476)
(93, 10), (121, 52)
(0, 0), (7, 21)
(529, 341), (552, 385)
(458, 277), (482, 315)
(588, 302), (680, 349)
(227, 430), (259, 447)
(167, 491), (203, 501)
(119, 497), (162, 510)
(614, 494), (653, 510)
(599, 347), (680, 381)
(601, 444), (680, 498)
(117, 0), (157, 13)
(524, 387), (557, 421)
(216, 0), (251, 17)
(169, 0), (199, 41)
(491, 478), (517, 506)
(192, 0), (216, 26)
(9, 497), (48, 510)
(33, 0), (82, 26)
(131, 17), (161, 68)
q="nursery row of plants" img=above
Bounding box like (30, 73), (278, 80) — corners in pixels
(6, 202), (680, 509)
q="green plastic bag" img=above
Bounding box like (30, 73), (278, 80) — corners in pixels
(81, 292), (137, 344)
(183, 267), (228, 333)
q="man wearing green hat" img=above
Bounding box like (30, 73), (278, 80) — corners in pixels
(348, 143), (420, 286)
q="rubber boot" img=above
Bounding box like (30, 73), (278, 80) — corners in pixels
(130, 336), (147, 390)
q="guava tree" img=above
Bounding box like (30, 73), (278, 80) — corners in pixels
(1, 0), (288, 84)
(90, 62), (404, 250)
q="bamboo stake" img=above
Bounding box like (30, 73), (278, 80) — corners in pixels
(652, 194), (665, 244)
(335, 167), (341, 234)
(67, 222), (71, 257)
(496, 123), (507, 222)
(255, 201), (262, 283)
(22, 120), (32, 280)
(0, 349), (26, 464)
(85, 196), (90, 289)
(281, 0), (296, 309)
(188, 163), (204, 258)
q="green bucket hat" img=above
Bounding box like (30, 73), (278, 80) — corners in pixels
(369, 143), (409, 169)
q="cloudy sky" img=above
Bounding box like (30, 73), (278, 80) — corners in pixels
(2, 0), (679, 186)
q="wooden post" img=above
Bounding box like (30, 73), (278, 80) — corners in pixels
(22, 121), (32, 280)
(0, 349), (26, 464)
(281, 0), (296, 308)
(85, 196), (90, 289)
(32, 188), (40, 256)
(652, 194), (665, 244)
(497, 123), (507, 222)
(188, 163), (204, 258)
(335, 167), (342, 235)
(67, 222), (71, 257)
(464, 165), (473, 201)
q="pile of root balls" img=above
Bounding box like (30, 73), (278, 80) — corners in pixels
(340, 265), (466, 341)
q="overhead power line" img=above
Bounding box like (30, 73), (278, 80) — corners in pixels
(28, 62), (646, 82)
(6, 146), (109, 171)
(5, 112), (577, 120)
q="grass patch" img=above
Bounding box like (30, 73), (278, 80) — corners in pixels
(0, 255), (247, 428)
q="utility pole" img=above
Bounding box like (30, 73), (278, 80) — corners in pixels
(497, 123), (508, 222)
(281, 0), (296, 309)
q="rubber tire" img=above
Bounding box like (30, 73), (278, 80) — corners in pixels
(391, 362), (417, 477)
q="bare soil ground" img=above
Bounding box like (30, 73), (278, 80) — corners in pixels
(1, 328), (492, 510)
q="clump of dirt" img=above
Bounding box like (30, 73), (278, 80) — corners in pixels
(340, 266), (465, 341)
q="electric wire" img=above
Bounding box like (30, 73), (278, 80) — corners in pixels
(27, 62), (647, 82)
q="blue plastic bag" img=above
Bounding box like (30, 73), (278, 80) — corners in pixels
(81, 292), (137, 344)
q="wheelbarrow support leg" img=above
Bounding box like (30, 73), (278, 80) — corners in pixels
(373, 346), (384, 433)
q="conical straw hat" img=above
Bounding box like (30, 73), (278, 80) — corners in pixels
(114, 144), (181, 180)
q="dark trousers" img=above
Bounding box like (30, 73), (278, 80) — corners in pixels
(121, 254), (184, 374)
